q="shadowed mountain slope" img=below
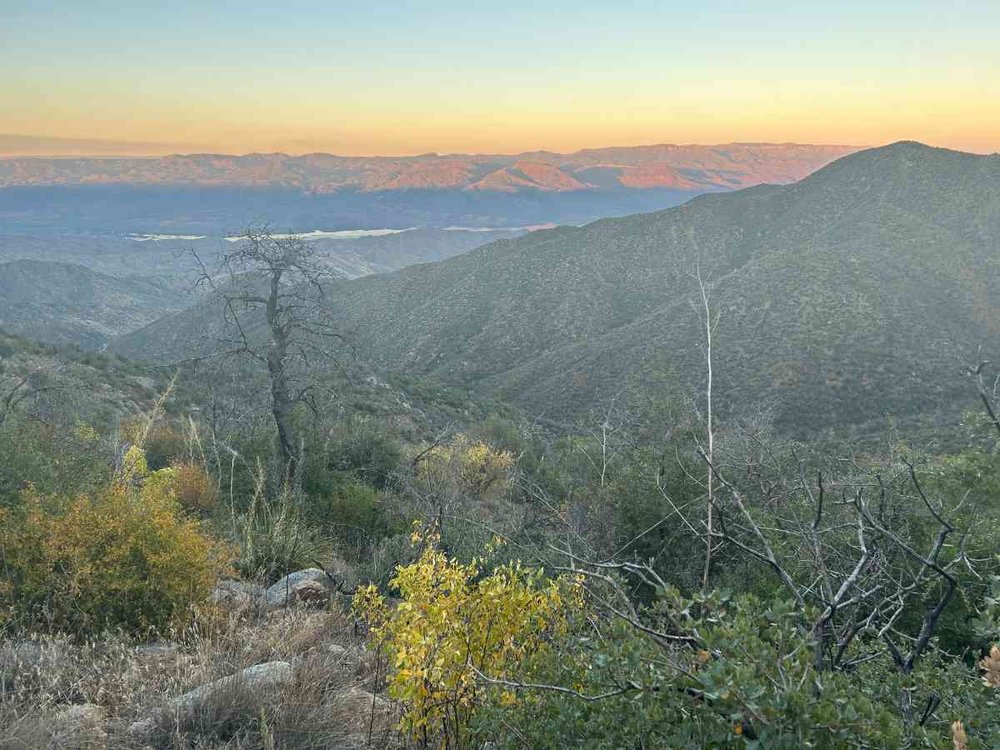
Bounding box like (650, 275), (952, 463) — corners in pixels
(116, 143), (1000, 433)
(0, 260), (184, 348)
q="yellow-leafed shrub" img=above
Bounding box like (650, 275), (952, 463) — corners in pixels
(0, 448), (230, 636)
(415, 434), (514, 500)
(354, 527), (577, 746)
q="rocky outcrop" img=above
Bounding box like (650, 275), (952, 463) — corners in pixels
(212, 579), (268, 610)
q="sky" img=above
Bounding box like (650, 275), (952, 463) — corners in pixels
(2, 0), (999, 156)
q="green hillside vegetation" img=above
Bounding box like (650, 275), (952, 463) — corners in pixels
(8, 325), (1000, 747)
(305, 142), (998, 435)
(119, 142), (998, 436)
(0, 259), (184, 347)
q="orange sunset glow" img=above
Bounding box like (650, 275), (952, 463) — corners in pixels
(3, 1), (999, 156)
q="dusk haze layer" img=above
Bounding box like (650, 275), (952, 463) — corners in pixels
(2, 0), (999, 156)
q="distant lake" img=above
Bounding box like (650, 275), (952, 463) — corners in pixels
(127, 225), (554, 243)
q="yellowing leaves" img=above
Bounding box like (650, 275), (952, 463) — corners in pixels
(354, 528), (577, 746)
(415, 434), (514, 500)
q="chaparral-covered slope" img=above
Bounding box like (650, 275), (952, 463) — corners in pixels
(117, 142), (1000, 434)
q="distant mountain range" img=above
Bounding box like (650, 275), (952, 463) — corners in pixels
(0, 143), (856, 192)
(116, 142), (1000, 435)
(0, 144), (858, 233)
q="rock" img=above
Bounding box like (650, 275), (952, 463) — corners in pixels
(336, 687), (398, 743)
(289, 579), (332, 607)
(129, 661), (294, 738)
(51, 704), (107, 749)
(212, 579), (267, 609)
(264, 568), (332, 608)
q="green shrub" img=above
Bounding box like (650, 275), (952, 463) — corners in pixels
(308, 480), (394, 555)
(0, 420), (109, 508)
(473, 589), (999, 749)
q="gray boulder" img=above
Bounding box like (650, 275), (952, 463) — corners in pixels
(264, 568), (332, 608)
(212, 579), (267, 609)
(129, 661), (293, 737)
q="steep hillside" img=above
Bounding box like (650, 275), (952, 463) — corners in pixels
(0, 330), (176, 428)
(116, 143), (1000, 434)
(0, 260), (184, 347)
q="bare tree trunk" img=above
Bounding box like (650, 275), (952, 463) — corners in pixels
(697, 269), (716, 591)
(197, 226), (339, 493)
(265, 271), (299, 486)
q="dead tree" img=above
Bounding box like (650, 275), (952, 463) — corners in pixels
(576, 393), (634, 489)
(692, 266), (720, 590)
(194, 226), (341, 487)
(539, 454), (968, 739)
(0, 366), (62, 427)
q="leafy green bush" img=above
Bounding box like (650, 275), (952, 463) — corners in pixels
(301, 419), (403, 494)
(307, 480), (395, 557)
(474, 589), (999, 749)
(0, 420), (109, 508)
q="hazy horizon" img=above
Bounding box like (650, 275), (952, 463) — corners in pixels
(0, 132), (875, 159)
(4, 1), (999, 156)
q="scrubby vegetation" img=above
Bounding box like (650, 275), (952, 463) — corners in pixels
(4, 324), (1000, 749)
(0, 459), (228, 635)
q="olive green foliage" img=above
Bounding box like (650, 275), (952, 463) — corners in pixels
(0, 419), (110, 508)
(0, 447), (230, 635)
(309, 480), (396, 558)
(476, 589), (1000, 749)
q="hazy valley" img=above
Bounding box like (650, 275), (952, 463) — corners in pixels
(0, 143), (855, 233)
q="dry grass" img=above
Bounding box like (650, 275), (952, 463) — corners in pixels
(0, 604), (401, 750)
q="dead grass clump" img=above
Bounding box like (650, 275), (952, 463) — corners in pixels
(1, 605), (399, 750)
